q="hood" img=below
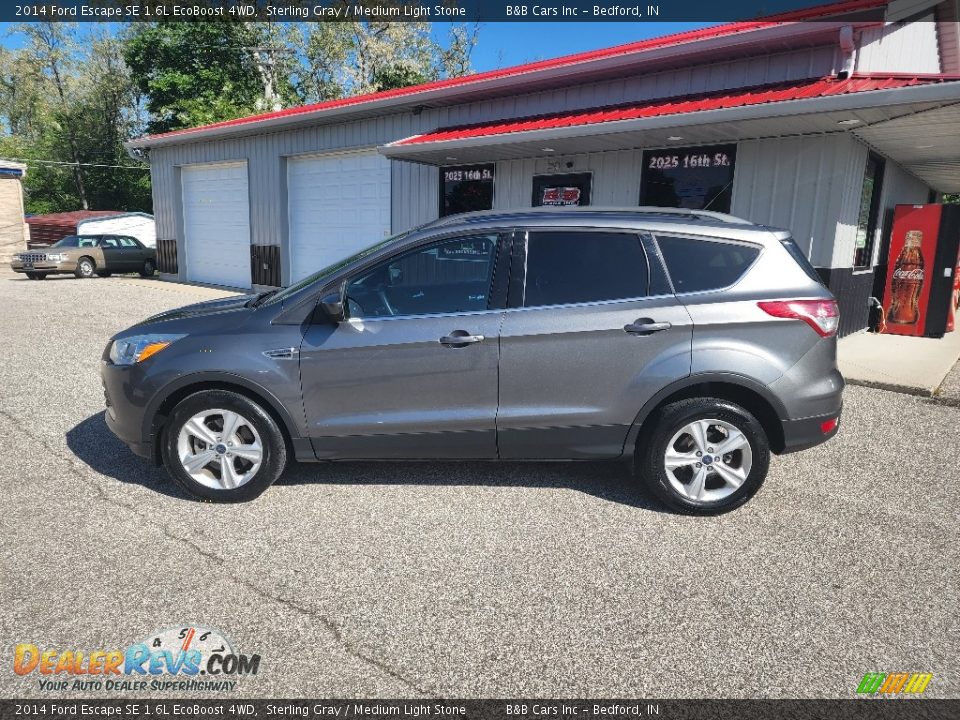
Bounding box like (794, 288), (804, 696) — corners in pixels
(140, 294), (255, 325)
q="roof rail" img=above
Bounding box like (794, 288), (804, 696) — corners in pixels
(427, 206), (753, 227)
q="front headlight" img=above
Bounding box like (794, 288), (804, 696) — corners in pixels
(46, 253), (68, 261)
(109, 333), (185, 365)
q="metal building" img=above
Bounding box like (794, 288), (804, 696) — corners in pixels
(127, 0), (960, 336)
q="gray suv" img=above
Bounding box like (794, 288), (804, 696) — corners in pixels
(102, 208), (843, 514)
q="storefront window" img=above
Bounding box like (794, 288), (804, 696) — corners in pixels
(639, 144), (737, 214)
(853, 153), (885, 268)
(440, 164), (495, 217)
(532, 173), (592, 207)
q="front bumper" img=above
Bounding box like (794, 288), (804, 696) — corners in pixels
(101, 360), (153, 459)
(11, 259), (76, 273)
(780, 405), (842, 454)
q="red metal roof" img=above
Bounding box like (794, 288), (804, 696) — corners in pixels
(130, 0), (888, 146)
(394, 74), (956, 146)
(25, 210), (124, 227)
(25, 211), (126, 248)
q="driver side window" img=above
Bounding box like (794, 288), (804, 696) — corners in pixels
(345, 235), (498, 319)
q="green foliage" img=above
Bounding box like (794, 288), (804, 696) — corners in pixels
(1, 23), (152, 214)
(124, 22), (276, 134)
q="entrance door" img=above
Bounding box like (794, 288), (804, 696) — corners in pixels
(299, 233), (505, 459)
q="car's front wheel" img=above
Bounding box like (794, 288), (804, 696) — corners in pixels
(75, 256), (96, 279)
(160, 390), (288, 502)
(140, 259), (156, 277)
(636, 398), (770, 515)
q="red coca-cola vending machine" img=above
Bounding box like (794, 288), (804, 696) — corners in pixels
(882, 204), (960, 338)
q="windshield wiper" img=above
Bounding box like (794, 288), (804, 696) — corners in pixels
(247, 289), (279, 308)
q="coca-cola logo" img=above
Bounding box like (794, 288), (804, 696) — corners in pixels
(893, 267), (924, 281)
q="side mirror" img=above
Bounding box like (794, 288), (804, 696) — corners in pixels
(318, 284), (346, 323)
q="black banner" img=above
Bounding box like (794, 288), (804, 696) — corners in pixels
(1, 700), (958, 720)
(2, 0), (894, 24)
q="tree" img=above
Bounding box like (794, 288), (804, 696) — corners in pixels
(124, 22), (298, 135)
(289, 10), (479, 103)
(0, 23), (151, 214)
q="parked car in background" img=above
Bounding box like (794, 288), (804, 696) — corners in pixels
(11, 234), (157, 280)
(101, 208), (843, 513)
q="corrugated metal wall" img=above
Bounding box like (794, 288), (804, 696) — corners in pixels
(730, 134), (867, 269)
(856, 17), (942, 73)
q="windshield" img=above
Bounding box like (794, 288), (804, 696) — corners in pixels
(262, 232), (410, 306)
(50, 235), (99, 248)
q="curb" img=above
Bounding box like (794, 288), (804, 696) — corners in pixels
(844, 377), (960, 408)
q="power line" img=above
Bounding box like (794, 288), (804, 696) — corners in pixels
(0, 156), (149, 170)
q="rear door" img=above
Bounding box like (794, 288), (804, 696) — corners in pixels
(497, 229), (693, 459)
(118, 236), (145, 270)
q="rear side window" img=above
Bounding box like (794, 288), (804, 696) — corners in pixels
(524, 231), (648, 307)
(780, 237), (825, 285)
(656, 235), (760, 294)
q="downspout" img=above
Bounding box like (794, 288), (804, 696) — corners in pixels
(837, 25), (857, 78)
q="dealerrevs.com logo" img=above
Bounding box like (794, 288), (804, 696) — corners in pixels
(13, 626), (260, 692)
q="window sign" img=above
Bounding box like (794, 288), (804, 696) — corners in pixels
(640, 144), (737, 213)
(440, 164), (495, 217)
(532, 173), (592, 207)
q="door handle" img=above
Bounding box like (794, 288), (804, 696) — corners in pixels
(439, 331), (485, 347)
(623, 319), (672, 335)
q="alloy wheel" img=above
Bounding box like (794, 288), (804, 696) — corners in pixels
(663, 418), (753, 503)
(176, 409), (263, 490)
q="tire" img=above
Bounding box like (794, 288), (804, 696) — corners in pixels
(140, 259), (156, 277)
(25, 272), (39, 280)
(160, 390), (288, 502)
(75, 256), (96, 279)
(636, 398), (770, 515)
(96, 271), (113, 278)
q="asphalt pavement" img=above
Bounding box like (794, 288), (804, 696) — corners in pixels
(0, 269), (957, 699)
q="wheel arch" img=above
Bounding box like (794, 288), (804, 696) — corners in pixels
(625, 373), (787, 455)
(145, 373), (301, 464)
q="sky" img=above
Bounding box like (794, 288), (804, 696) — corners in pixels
(0, 21), (711, 72)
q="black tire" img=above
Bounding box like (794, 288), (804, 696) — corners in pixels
(25, 272), (39, 280)
(636, 398), (770, 515)
(140, 259), (156, 277)
(160, 390), (288, 502)
(96, 270), (113, 278)
(75, 256), (96, 279)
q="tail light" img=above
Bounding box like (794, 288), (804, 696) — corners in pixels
(758, 299), (840, 337)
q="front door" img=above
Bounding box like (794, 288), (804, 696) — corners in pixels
(299, 233), (506, 459)
(497, 229), (693, 459)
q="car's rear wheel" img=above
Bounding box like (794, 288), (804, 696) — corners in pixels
(636, 398), (770, 515)
(96, 270), (113, 278)
(161, 390), (287, 502)
(75, 256), (95, 279)
(140, 259), (156, 277)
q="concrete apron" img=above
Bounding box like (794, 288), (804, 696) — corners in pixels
(838, 329), (960, 399)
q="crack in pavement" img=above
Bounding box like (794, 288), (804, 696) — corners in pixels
(0, 407), (434, 697)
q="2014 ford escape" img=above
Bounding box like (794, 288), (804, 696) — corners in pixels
(101, 208), (844, 513)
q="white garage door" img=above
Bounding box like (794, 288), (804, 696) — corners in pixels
(288, 151), (391, 283)
(182, 161), (251, 288)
